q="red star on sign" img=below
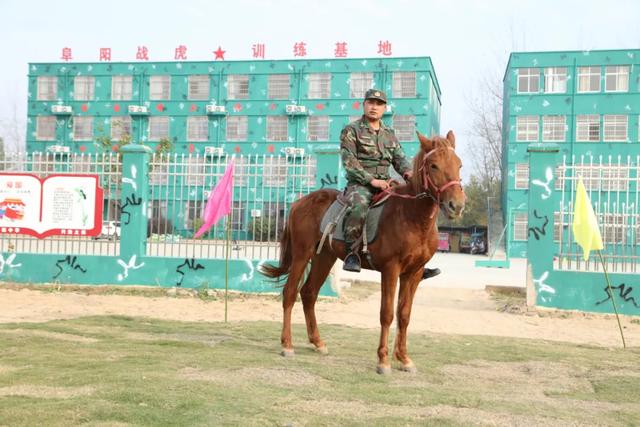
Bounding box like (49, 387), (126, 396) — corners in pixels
(213, 46), (226, 60)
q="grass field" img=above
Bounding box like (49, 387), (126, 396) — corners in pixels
(0, 316), (639, 426)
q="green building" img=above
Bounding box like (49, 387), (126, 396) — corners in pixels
(27, 57), (441, 158)
(502, 49), (640, 257)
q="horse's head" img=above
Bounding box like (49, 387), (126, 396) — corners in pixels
(413, 130), (465, 219)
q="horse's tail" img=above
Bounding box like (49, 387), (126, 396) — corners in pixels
(259, 218), (292, 280)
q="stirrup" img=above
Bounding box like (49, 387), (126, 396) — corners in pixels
(343, 252), (361, 272)
(422, 267), (441, 280)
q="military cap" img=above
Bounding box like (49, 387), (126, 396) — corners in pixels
(364, 89), (387, 103)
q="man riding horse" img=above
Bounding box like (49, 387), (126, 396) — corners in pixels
(340, 88), (441, 279)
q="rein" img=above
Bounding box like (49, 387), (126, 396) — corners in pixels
(379, 147), (463, 218)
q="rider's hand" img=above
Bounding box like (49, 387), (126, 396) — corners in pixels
(370, 179), (390, 190)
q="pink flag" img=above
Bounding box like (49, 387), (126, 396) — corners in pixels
(194, 159), (234, 238)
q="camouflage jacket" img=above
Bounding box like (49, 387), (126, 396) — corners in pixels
(340, 116), (412, 186)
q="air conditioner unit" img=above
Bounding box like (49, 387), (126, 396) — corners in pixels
(48, 145), (70, 154)
(284, 147), (305, 157)
(51, 105), (72, 114)
(206, 104), (226, 114)
(384, 105), (393, 115)
(128, 105), (149, 114)
(204, 146), (224, 156)
(285, 104), (307, 115)
(251, 209), (262, 218)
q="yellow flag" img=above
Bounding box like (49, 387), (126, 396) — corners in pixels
(572, 178), (603, 260)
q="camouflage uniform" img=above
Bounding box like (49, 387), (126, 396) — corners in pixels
(340, 116), (412, 245)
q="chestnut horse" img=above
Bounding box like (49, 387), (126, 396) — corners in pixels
(261, 131), (465, 374)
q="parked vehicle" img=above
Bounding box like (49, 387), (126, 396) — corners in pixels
(470, 232), (487, 255)
(437, 232), (450, 252)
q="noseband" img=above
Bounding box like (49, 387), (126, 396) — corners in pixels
(420, 147), (464, 217)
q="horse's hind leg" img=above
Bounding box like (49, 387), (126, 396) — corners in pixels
(300, 250), (337, 354)
(281, 257), (309, 357)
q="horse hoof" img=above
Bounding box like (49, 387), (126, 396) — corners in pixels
(376, 365), (392, 375)
(281, 348), (295, 358)
(315, 345), (329, 355)
(399, 363), (418, 374)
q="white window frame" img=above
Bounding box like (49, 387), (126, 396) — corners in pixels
(148, 116), (170, 141)
(263, 157), (288, 187)
(516, 68), (539, 94)
(72, 116), (93, 141)
(392, 72), (416, 98)
(308, 73), (331, 99)
(188, 75), (210, 100)
(515, 163), (529, 189)
(74, 76), (95, 101)
(577, 66), (601, 93)
(150, 75), (171, 100)
(110, 116), (132, 141)
(226, 116), (248, 141)
(266, 116), (288, 142)
(187, 116), (209, 142)
(544, 67), (567, 94)
(575, 115), (600, 142)
(184, 157), (205, 186)
(227, 75), (249, 100)
(307, 116), (329, 141)
(603, 115), (627, 142)
(393, 115), (416, 142)
(71, 156), (94, 173)
(516, 116), (539, 142)
(268, 74), (290, 100)
(349, 72), (373, 98)
(513, 212), (528, 241)
(112, 75), (133, 101)
(542, 115), (566, 142)
(37, 76), (57, 101)
(605, 66), (629, 92)
(36, 116), (56, 141)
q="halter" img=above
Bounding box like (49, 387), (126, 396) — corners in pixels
(381, 146), (464, 218)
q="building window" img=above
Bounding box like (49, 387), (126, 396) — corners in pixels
(149, 163), (169, 186)
(576, 115), (600, 142)
(268, 74), (290, 99)
(516, 116), (538, 141)
(516, 68), (539, 93)
(392, 72), (416, 98)
(603, 115), (627, 141)
(149, 116), (169, 140)
(150, 75), (171, 100)
(574, 165), (629, 192)
(577, 66), (600, 93)
(188, 75), (210, 100)
(267, 116), (288, 141)
(263, 157), (287, 187)
(230, 201), (246, 231)
(515, 163), (529, 189)
(187, 116), (209, 141)
(36, 116), (56, 140)
(184, 200), (204, 229)
(601, 213), (626, 244)
(513, 212), (528, 241)
(37, 76), (57, 101)
(73, 116), (93, 140)
(544, 67), (567, 93)
(74, 76), (95, 101)
(350, 72), (373, 98)
(184, 157), (205, 186)
(112, 75), (133, 100)
(393, 115), (416, 142)
(226, 116), (248, 141)
(307, 116), (329, 141)
(71, 156), (93, 173)
(542, 115), (566, 142)
(111, 116), (132, 141)
(308, 73), (331, 99)
(605, 66), (629, 92)
(227, 75), (249, 100)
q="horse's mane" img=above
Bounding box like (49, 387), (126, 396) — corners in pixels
(409, 135), (453, 194)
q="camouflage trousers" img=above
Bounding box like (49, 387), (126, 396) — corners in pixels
(343, 183), (380, 246)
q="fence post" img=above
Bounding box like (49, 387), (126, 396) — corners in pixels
(312, 144), (343, 191)
(119, 143), (152, 261)
(526, 143), (559, 307)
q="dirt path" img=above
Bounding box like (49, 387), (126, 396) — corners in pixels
(1, 283), (638, 347)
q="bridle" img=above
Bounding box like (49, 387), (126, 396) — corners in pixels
(379, 146), (464, 218)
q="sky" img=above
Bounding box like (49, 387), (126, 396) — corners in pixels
(1, 0), (639, 178)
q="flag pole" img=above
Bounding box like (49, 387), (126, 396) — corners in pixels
(224, 215), (230, 323)
(596, 250), (626, 348)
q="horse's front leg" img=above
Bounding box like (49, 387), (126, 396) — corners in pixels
(393, 268), (423, 373)
(377, 266), (400, 375)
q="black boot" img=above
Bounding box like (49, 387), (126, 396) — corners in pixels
(343, 241), (361, 272)
(422, 267), (441, 280)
